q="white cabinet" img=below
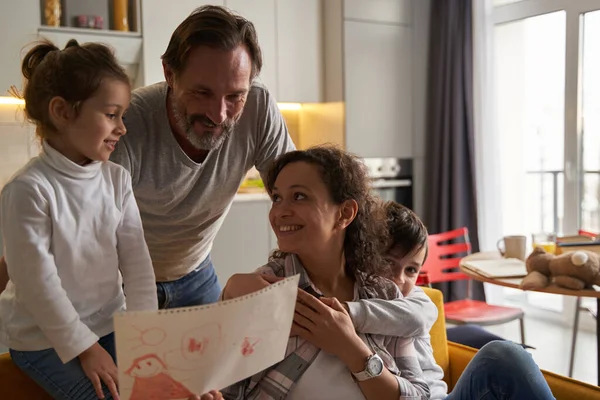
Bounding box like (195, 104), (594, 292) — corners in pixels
(324, 0), (415, 158)
(140, 0), (322, 102)
(0, 0), (40, 97)
(211, 198), (274, 285)
(343, 20), (413, 158)
(140, 0), (224, 86)
(344, 0), (412, 25)
(224, 0), (278, 97)
(276, 0), (323, 103)
(226, 0), (323, 103)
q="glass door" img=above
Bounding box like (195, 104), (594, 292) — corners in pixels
(579, 9), (600, 318)
(493, 11), (567, 314)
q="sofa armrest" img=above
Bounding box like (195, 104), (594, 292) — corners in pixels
(448, 342), (600, 400)
(0, 353), (52, 400)
(447, 341), (478, 389)
(541, 368), (600, 400)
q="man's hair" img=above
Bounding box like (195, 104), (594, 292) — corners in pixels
(161, 5), (263, 80)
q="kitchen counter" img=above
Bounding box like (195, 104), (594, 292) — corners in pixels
(233, 192), (270, 202)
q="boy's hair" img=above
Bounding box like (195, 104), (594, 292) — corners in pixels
(20, 38), (130, 140)
(161, 5), (262, 81)
(385, 201), (429, 260)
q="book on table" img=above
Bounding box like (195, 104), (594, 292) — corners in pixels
(462, 258), (528, 279)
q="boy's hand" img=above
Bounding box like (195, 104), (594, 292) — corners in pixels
(79, 342), (119, 399)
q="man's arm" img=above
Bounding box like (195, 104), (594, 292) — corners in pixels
(116, 172), (158, 311)
(253, 87), (296, 180)
(346, 287), (438, 338)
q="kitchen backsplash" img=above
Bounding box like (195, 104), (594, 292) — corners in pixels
(0, 103), (39, 257)
(0, 105), (38, 190)
(279, 102), (345, 150)
(0, 102), (346, 191)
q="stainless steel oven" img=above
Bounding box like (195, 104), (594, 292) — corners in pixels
(363, 158), (413, 209)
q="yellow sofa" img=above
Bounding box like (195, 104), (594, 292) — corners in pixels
(422, 286), (600, 399)
(0, 288), (599, 399)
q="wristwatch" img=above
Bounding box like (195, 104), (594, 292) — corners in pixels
(351, 353), (384, 382)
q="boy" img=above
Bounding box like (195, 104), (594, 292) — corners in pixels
(344, 201), (447, 399)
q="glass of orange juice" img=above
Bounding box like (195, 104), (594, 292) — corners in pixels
(532, 232), (557, 254)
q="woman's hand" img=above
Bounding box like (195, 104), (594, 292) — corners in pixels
(292, 290), (371, 366)
(79, 342), (119, 400)
(222, 273), (282, 300)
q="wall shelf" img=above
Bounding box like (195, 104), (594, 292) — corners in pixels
(38, 25), (141, 38)
(37, 26), (142, 66)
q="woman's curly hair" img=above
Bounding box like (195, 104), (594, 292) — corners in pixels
(265, 145), (390, 286)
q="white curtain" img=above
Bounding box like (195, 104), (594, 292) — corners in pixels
(472, 0), (505, 304)
(472, 0), (504, 252)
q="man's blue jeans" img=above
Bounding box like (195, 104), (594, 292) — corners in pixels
(156, 255), (222, 309)
(446, 341), (556, 400)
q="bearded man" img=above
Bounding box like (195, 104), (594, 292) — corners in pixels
(110, 5), (294, 308)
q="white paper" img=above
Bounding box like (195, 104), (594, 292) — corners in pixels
(114, 274), (299, 399)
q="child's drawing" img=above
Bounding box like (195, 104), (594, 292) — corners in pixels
(114, 275), (301, 398)
(241, 337), (261, 356)
(129, 326), (167, 350)
(162, 322), (223, 372)
(125, 354), (194, 400)
(181, 323), (222, 361)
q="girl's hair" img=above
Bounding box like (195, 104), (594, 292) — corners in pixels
(385, 201), (429, 260)
(20, 38), (130, 140)
(161, 5), (262, 81)
(265, 145), (390, 286)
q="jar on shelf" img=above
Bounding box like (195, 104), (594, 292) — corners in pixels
(44, 0), (61, 27)
(113, 0), (129, 32)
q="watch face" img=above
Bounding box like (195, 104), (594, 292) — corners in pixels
(367, 355), (384, 376)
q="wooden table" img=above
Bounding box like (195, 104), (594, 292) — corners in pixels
(460, 251), (600, 385)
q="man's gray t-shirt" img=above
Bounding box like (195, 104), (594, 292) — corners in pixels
(110, 81), (295, 282)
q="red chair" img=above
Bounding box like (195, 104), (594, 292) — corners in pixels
(577, 229), (597, 239)
(415, 272), (430, 287)
(421, 227), (526, 345)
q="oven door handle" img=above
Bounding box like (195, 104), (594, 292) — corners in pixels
(371, 179), (412, 188)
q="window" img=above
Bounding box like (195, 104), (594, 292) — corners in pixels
(582, 10), (600, 233)
(494, 0), (526, 6)
(495, 12), (566, 239)
(488, 0), (600, 327)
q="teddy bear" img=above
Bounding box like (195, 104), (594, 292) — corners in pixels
(519, 247), (600, 291)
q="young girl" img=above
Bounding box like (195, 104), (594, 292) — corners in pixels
(0, 39), (158, 400)
(222, 146), (429, 400)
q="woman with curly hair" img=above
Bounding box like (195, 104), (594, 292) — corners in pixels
(221, 145), (429, 400)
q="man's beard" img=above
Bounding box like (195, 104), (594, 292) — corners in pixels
(171, 95), (238, 151)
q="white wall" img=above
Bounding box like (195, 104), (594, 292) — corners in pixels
(411, 0), (431, 218)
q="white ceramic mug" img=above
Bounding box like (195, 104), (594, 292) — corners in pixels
(497, 235), (527, 261)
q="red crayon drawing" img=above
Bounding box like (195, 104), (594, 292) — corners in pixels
(126, 354), (193, 400)
(187, 337), (210, 354)
(241, 337), (261, 356)
(130, 326), (167, 350)
(181, 323), (222, 361)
